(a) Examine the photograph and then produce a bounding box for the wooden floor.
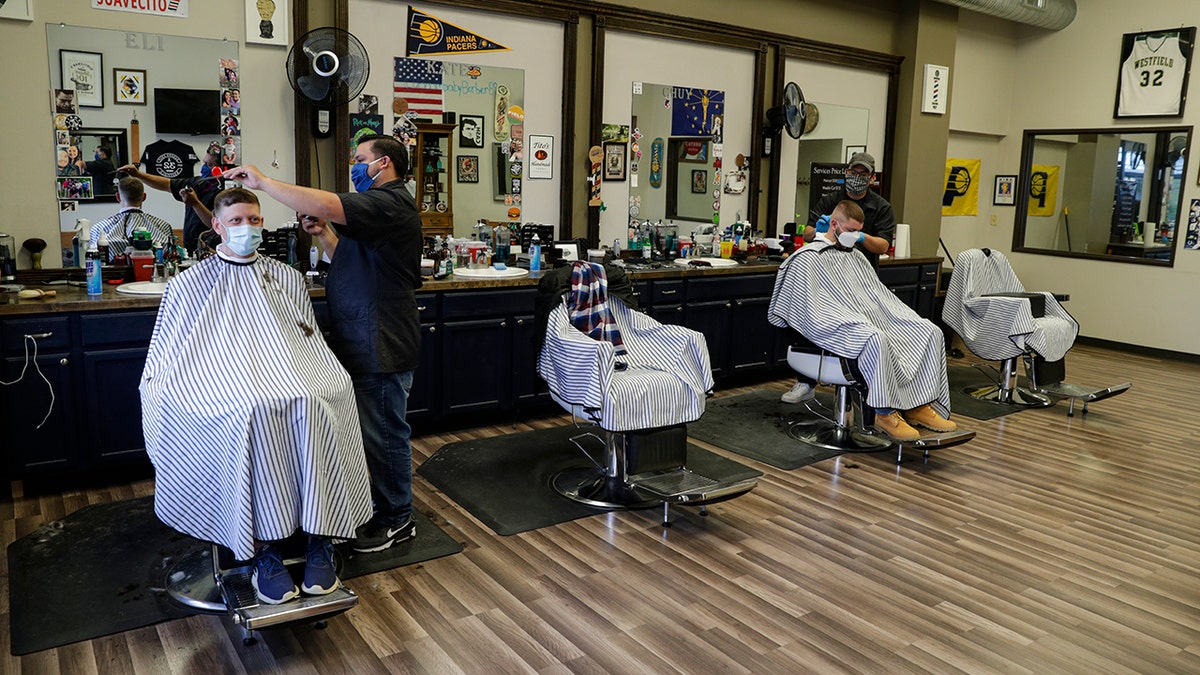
[2,341,1198,674]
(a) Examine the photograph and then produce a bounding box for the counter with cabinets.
[0,256,939,481]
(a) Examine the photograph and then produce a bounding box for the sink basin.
[116,281,169,295]
[674,257,739,268]
[452,266,530,279]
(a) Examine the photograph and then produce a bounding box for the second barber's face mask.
[351,156,385,193]
[844,175,870,195]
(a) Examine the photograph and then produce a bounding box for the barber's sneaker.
[874,411,922,442]
[252,545,299,604]
[352,517,416,553]
[904,404,959,432]
[781,381,815,403]
[302,537,340,595]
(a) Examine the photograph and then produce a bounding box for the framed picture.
[113,68,146,105]
[603,143,627,181]
[678,139,708,163]
[691,170,708,194]
[51,89,78,115]
[245,0,290,47]
[457,155,479,183]
[1114,27,1196,118]
[0,0,33,21]
[993,175,1017,205]
[60,50,103,108]
[845,145,867,163]
[459,115,485,148]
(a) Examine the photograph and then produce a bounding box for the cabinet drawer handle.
[725,302,732,308]
[517,318,524,325]
[500,320,507,327]
[60,358,68,366]
[660,289,677,295]
[417,305,428,311]
[429,326,436,333]
[26,332,53,339]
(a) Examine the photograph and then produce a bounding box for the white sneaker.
[781,381,814,403]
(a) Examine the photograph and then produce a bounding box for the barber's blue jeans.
[351,371,414,527]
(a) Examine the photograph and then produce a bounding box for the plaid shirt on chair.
[567,261,627,356]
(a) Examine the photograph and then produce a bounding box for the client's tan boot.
[904,404,958,432]
[874,411,921,441]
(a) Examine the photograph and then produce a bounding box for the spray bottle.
[529,233,542,271]
[85,245,103,295]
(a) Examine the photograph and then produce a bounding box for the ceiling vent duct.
[931,0,1076,31]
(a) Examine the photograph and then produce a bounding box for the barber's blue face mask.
[94,152,102,161]
[223,225,263,256]
[351,156,384,193]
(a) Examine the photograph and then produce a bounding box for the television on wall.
[153,88,221,135]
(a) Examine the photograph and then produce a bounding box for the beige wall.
[945,0,1200,354]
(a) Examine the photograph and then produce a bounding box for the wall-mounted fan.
[763,81,807,155]
[286,27,370,110]
[1166,134,1188,166]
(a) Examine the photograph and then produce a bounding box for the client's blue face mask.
[351,156,384,193]
[224,225,263,256]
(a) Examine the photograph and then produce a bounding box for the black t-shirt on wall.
[141,140,199,179]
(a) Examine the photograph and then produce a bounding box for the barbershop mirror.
[1014,127,1190,265]
[47,24,238,264]
[791,103,869,221]
[629,82,724,224]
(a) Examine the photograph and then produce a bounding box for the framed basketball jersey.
[1114,27,1196,118]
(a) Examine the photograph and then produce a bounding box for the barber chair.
[942,248,1130,414]
[538,277,756,525]
[164,534,357,645]
[785,338,974,464]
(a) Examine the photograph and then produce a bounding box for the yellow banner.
[941,158,980,216]
[1027,164,1059,217]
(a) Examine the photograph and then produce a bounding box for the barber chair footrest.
[631,469,757,503]
[901,429,975,450]
[220,570,358,631]
[1035,381,1131,403]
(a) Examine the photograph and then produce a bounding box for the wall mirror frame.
[59,128,130,200]
[1013,126,1191,267]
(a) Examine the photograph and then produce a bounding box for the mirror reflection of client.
[140,188,374,604]
[88,177,175,257]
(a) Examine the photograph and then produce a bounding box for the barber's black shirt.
[812,189,896,268]
[328,179,423,374]
[169,176,222,253]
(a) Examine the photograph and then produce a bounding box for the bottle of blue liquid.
[529,233,542,272]
[85,245,103,296]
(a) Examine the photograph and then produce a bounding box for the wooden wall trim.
[559,18,578,239]
[587,17,606,246]
[293,0,310,187]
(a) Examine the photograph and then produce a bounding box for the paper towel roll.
[894,223,911,258]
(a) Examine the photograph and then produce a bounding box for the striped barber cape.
[140,252,373,561]
[768,240,950,417]
[943,249,1078,362]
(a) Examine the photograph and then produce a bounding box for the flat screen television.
[154,88,221,135]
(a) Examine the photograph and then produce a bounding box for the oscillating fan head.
[782,82,806,140]
[286,27,370,108]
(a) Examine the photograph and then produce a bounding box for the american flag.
[394,57,443,115]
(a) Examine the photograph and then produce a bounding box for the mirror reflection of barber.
[803,151,895,268]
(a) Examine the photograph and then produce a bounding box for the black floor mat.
[8,497,462,655]
[417,425,762,536]
[947,364,1045,420]
[688,389,850,469]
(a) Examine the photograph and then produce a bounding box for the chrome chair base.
[786,421,894,454]
[964,383,1054,407]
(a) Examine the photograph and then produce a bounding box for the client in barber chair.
[768,200,957,441]
[140,188,373,604]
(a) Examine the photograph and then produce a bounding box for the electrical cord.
[0,335,56,428]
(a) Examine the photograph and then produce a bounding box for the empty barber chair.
[785,336,974,463]
[942,248,1130,414]
[538,262,756,524]
[164,534,357,645]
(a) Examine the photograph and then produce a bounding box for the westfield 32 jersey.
[1119,33,1186,116]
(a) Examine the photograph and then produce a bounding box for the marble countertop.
[0,255,939,316]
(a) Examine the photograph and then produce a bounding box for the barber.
[804,151,894,269]
[224,134,423,554]
[118,142,223,255]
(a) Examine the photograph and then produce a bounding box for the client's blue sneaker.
[302,537,340,595]
[252,545,299,604]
